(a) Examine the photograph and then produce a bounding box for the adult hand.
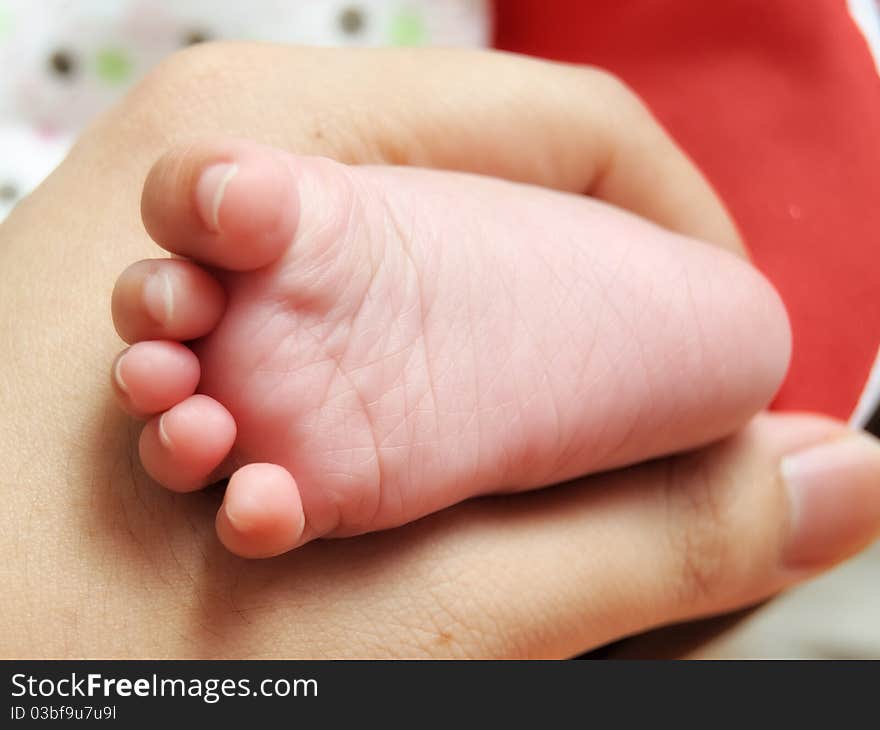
[1,46,877,657]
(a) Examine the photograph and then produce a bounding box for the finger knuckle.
[577,65,649,115]
[112,42,240,140]
[661,451,737,607]
[140,40,231,97]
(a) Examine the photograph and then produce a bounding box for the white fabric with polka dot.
[0,0,490,221]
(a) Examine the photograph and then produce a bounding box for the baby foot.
[111,139,790,557]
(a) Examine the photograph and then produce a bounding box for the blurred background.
[0,0,491,220]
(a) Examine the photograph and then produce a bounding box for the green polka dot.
[0,4,13,40]
[95,48,132,84]
[389,9,426,46]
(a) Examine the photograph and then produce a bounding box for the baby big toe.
[141,139,301,272]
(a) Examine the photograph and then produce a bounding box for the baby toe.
[215,463,306,558]
[141,139,300,271]
[139,394,236,492]
[112,341,200,417]
[112,258,226,344]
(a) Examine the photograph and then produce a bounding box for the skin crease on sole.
[110,138,792,558]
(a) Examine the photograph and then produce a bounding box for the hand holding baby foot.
[6,46,880,659]
[111,138,790,557]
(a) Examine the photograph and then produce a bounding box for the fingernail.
[113,351,129,394]
[143,271,174,324]
[782,433,880,569]
[196,163,238,232]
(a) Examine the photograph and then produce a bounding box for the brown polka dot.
[339,6,366,35]
[182,29,211,46]
[0,182,19,202]
[48,49,76,77]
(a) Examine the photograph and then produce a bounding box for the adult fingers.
[98,44,742,252]
[207,413,880,657]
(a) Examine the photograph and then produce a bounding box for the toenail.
[196,163,238,232]
[113,352,129,394]
[143,272,174,324]
[157,413,173,449]
[223,497,253,534]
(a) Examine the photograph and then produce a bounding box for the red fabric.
[494,0,880,420]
